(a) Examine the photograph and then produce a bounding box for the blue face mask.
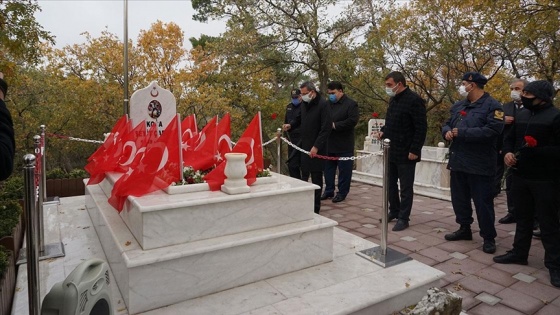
[291,98,301,106]
[328,94,337,103]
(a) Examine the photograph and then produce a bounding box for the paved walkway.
[320,181,560,315]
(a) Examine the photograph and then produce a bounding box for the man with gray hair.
[0,72,15,181]
[283,81,332,213]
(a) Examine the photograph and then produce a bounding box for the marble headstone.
[130,81,177,134]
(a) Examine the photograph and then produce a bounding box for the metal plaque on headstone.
[130,81,177,135]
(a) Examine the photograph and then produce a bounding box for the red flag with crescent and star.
[183,115,218,171]
[113,120,151,174]
[181,114,198,153]
[108,116,181,212]
[204,112,263,191]
[216,113,232,163]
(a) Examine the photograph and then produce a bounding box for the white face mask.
[458,84,470,98]
[385,83,398,97]
[510,90,521,101]
[301,92,313,103]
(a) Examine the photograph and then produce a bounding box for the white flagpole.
[123,0,129,116]
[177,114,183,182]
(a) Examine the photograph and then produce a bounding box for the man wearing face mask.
[497,78,528,224]
[379,71,427,231]
[493,80,560,288]
[321,81,359,203]
[283,81,332,213]
[284,89,304,179]
[442,72,504,254]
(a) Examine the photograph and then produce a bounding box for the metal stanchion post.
[356,138,411,267]
[23,154,41,315]
[34,135,45,253]
[276,128,282,174]
[40,125,47,200]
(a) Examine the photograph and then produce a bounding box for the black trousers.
[287,145,302,180]
[388,162,416,221]
[450,171,497,241]
[302,171,323,214]
[511,174,560,270]
[505,172,515,215]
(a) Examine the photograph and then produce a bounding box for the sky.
[34,0,227,49]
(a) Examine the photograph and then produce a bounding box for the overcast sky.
[35,0,227,49]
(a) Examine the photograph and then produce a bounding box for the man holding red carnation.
[442,72,504,254]
[494,80,560,288]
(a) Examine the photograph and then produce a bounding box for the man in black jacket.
[379,71,427,231]
[322,81,359,203]
[283,81,332,214]
[494,80,560,288]
[284,89,303,179]
[498,78,528,224]
[0,73,15,181]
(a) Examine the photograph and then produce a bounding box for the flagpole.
[123,0,129,116]
[177,114,184,182]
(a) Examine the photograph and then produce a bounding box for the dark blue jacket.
[442,93,504,176]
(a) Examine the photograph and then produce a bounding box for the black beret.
[462,72,488,86]
[524,80,554,102]
[0,78,7,97]
[291,89,301,97]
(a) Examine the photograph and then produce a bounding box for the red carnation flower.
[459,110,467,117]
[524,135,537,147]
[372,112,379,118]
[271,113,278,120]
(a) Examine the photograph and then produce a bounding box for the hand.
[0,72,3,79]
[444,131,454,141]
[408,153,418,160]
[505,116,514,124]
[452,128,459,137]
[309,146,318,158]
[282,124,291,131]
[332,122,336,129]
[377,131,383,140]
[504,152,517,167]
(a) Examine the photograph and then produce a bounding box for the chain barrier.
[45,130,381,160]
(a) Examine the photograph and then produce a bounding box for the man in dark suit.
[379,71,427,231]
[0,72,15,181]
[283,81,332,214]
[284,89,303,180]
[322,81,359,203]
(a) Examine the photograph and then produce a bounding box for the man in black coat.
[322,81,359,203]
[379,71,427,231]
[498,78,528,224]
[284,89,303,180]
[493,80,560,288]
[283,81,332,214]
[0,73,15,181]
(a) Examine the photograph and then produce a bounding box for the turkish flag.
[85,116,131,185]
[181,114,198,143]
[113,121,152,174]
[108,116,181,212]
[205,112,263,191]
[216,113,232,163]
[183,116,218,171]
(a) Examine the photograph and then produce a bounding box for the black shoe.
[320,192,334,200]
[533,221,540,230]
[332,194,345,203]
[388,212,399,222]
[483,240,496,254]
[533,229,541,239]
[498,213,516,224]
[550,269,560,287]
[444,226,472,241]
[493,250,528,265]
[392,219,409,231]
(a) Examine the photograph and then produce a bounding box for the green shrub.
[0,246,8,277]
[0,176,24,201]
[0,200,22,238]
[68,168,87,178]
[46,168,67,179]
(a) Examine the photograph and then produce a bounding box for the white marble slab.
[97,172,317,250]
[86,183,336,313]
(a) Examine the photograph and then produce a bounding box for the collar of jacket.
[464,92,490,108]
[393,86,410,100]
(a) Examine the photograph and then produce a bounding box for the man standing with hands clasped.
[442,72,504,254]
[493,80,560,288]
[379,71,427,231]
[283,81,332,214]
